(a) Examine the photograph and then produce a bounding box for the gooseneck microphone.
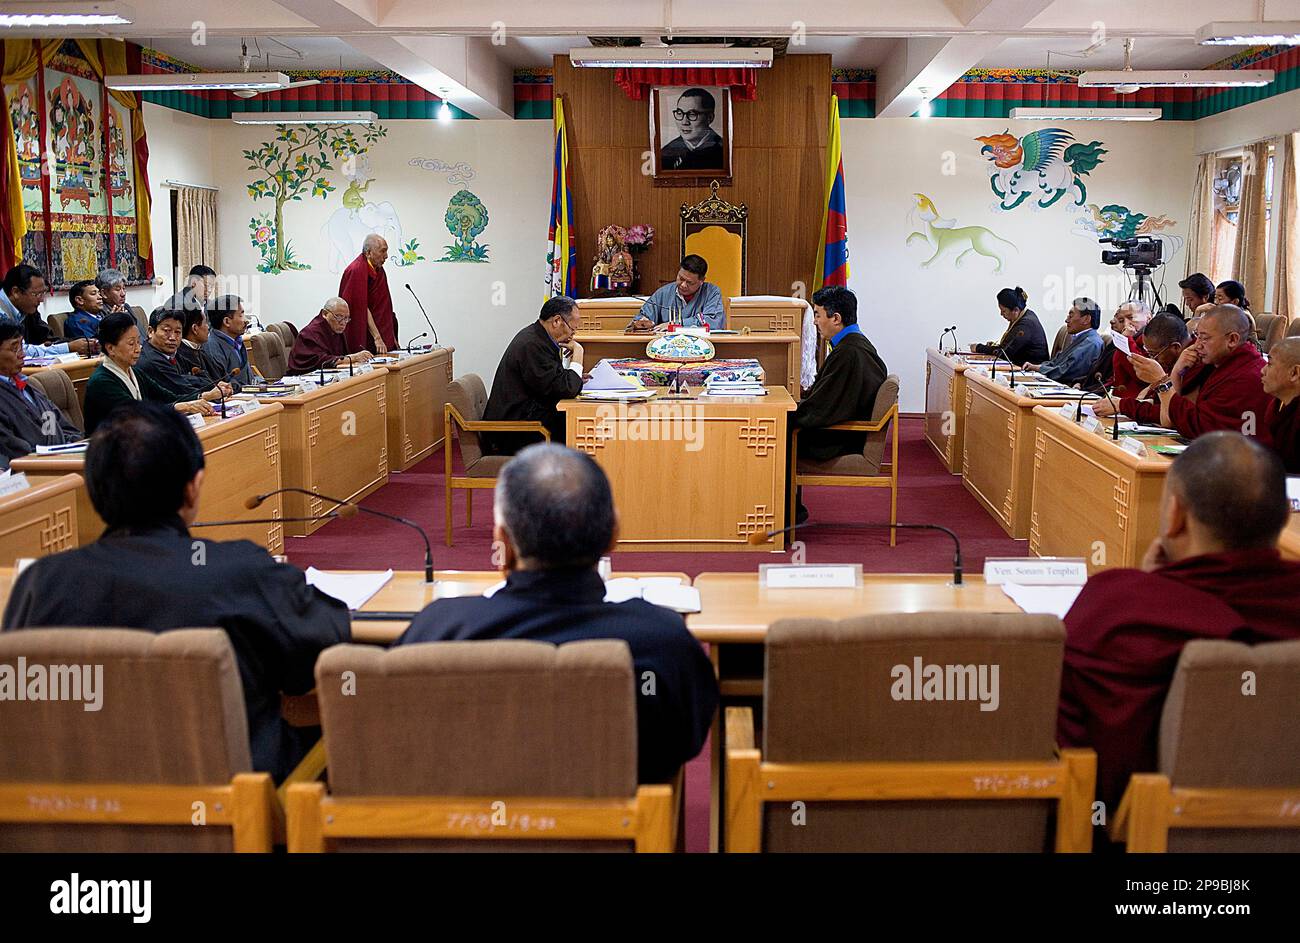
[191,506,359,529]
[748,521,964,585]
[399,332,429,352]
[405,284,439,346]
[939,325,958,354]
[1097,373,1121,441]
[248,487,435,584]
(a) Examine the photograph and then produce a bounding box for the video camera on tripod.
[1099,235,1163,269]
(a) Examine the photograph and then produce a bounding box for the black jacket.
[974,309,1050,366]
[483,320,583,454]
[2,519,350,782]
[138,341,214,398]
[176,340,226,386]
[396,567,718,784]
[794,330,889,461]
[0,376,82,463]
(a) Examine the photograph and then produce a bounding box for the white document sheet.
[306,568,394,610]
[1112,332,1132,356]
[1001,583,1085,620]
[583,359,639,392]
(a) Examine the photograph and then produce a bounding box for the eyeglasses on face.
[672,109,708,122]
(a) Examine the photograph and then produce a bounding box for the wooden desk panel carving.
[383,348,454,471]
[0,474,82,567]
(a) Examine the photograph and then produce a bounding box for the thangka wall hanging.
[1,38,154,286]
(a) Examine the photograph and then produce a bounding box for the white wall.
[840,117,1198,411]
[125,102,215,312]
[210,118,552,387]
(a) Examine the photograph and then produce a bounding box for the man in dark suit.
[396,443,718,784]
[137,306,233,400]
[2,401,350,782]
[482,296,585,453]
[0,322,82,467]
[176,306,226,385]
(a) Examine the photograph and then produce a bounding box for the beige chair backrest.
[268,321,297,348]
[0,628,252,851]
[130,305,149,339]
[1051,323,1069,357]
[45,312,68,340]
[248,331,288,382]
[447,373,489,466]
[1158,638,1300,852]
[862,373,899,473]
[1288,318,1300,338]
[316,638,637,850]
[26,368,84,432]
[1255,313,1286,353]
[762,612,1065,851]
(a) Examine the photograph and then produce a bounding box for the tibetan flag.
[545,97,578,299]
[813,94,849,291]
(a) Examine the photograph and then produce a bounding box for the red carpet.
[287,415,1023,852]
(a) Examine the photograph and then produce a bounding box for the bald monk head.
[1147,431,1290,568]
[1191,304,1252,368]
[362,233,388,267]
[320,296,350,333]
[1263,337,1300,408]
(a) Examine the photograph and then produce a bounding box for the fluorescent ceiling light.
[1010,107,1162,121]
[570,46,772,68]
[0,2,131,27]
[230,111,378,126]
[1079,69,1274,88]
[1196,21,1300,45]
[106,72,290,92]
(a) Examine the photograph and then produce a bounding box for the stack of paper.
[704,377,766,396]
[305,568,394,610]
[35,442,88,455]
[604,577,702,613]
[1000,584,1084,620]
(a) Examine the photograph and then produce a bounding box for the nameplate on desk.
[0,472,31,497]
[1081,416,1102,434]
[760,564,862,589]
[983,558,1088,586]
[187,413,206,429]
[1058,403,1078,420]
[54,353,81,363]
[1120,438,1148,458]
[994,375,1012,387]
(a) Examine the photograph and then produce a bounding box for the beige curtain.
[1233,141,1269,302]
[1273,133,1299,322]
[1185,154,1215,281]
[175,186,218,277]
[1211,210,1238,284]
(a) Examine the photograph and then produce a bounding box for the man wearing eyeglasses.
[0,264,93,359]
[661,88,724,171]
[1093,313,1189,424]
[286,297,373,375]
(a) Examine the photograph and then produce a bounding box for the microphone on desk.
[989,344,1015,387]
[938,325,957,354]
[191,506,359,530]
[398,332,429,352]
[405,284,439,346]
[1097,372,1121,441]
[748,521,964,586]
[247,487,435,584]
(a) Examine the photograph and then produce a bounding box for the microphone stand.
[1097,373,1121,442]
[191,513,349,528]
[250,486,435,584]
[750,521,964,585]
[405,284,440,346]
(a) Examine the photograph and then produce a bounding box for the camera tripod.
[1127,264,1165,312]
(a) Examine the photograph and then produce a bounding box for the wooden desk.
[725,298,805,334]
[0,474,81,566]
[381,347,453,471]
[574,332,802,398]
[23,356,101,410]
[257,370,388,536]
[962,370,1083,539]
[558,388,797,552]
[923,347,981,475]
[11,405,286,552]
[1028,407,1176,573]
[573,297,642,332]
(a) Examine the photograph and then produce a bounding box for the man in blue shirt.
[629,254,725,332]
[0,264,93,360]
[202,294,254,390]
[1025,297,1104,387]
[62,279,104,340]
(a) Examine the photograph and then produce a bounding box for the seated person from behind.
[287,297,372,375]
[1151,305,1273,444]
[203,294,255,390]
[1262,337,1300,473]
[83,311,215,435]
[1,401,350,782]
[1022,297,1103,387]
[482,296,584,454]
[0,264,93,359]
[971,286,1048,366]
[63,279,104,341]
[1092,313,1189,424]
[137,306,234,401]
[0,322,82,466]
[396,443,718,784]
[176,306,224,385]
[628,254,725,333]
[1057,432,1300,813]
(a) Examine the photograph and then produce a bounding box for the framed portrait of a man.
[650,85,732,184]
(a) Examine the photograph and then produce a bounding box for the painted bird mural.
[975,129,1107,212]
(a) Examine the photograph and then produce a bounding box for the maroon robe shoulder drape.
[337,253,397,353]
[287,313,348,375]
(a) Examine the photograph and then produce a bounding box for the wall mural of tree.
[242,123,387,273]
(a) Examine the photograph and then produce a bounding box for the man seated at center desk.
[628,254,725,333]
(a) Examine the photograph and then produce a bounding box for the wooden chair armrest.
[445,405,552,441]
[822,409,897,434]
[726,706,756,752]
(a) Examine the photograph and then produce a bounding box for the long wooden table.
[11,404,286,552]
[23,356,101,410]
[257,370,388,536]
[962,369,1084,539]
[0,474,81,566]
[381,347,453,472]
[574,332,802,398]
[924,347,977,475]
[558,387,797,552]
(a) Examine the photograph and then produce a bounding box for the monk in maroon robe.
[286,298,372,375]
[1093,313,1190,425]
[1263,337,1300,473]
[337,234,398,354]
[1058,432,1300,816]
